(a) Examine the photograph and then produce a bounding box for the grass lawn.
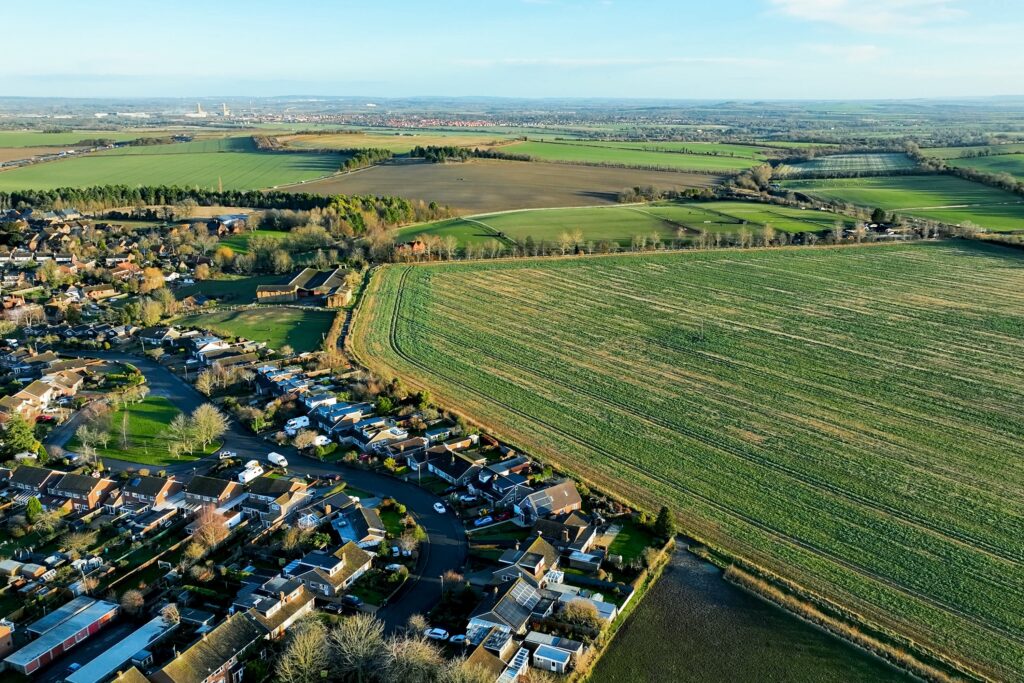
[66,396,208,467]
[379,507,407,537]
[177,307,336,352]
[606,517,658,563]
[176,274,289,304]
[782,174,1024,232]
[467,522,530,543]
[218,229,290,254]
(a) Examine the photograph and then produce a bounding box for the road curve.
[72,351,468,632]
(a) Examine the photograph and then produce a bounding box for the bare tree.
[329,613,388,681]
[278,618,330,683]
[192,505,229,549]
[293,429,318,451]
[191,404,228,449]
[120,589,145,616]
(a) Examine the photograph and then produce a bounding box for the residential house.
[492,535,561,585]
[294,491,355,530]
[185,476,242,508]
[470,472,534,510]
[233,576,315,640]
[383,437,428,464]
[139,326,180,347]
[468,578,550,636]
[290,542,372,599]
[533,511,598,554]
[428,451,485,487]
[337,506,386,549]
[8,465,62,494]
[515,481,582,522]
[241,477,310,528]
[149,611,269,683]
[48,473,116,511]
[123,475,183,511]
[83,284,117,301]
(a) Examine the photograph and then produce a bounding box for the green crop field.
[923,144,1024,159]
[397,201,854,247]
[778,153,918,176]
[279,129,517,153]
[0,130,148,148]
[178,306,336,352]
[783,175,1024,231]
[0,136,341,191]
[351,243,1024,680]
[944,154,1024,181]
[502,140,765,171]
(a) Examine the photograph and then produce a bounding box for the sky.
[3,0,1022,100]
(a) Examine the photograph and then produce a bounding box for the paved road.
[66,351,468,632]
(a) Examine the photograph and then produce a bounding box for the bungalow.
[383,436,428,464]
[428,451,485,487]
[492,534,561,585]
[290,542,372,599]
[302,392,336,411]
[468,577,549,636]
[138,326,180,347]
[533,511,598,554]
[470,472,534,510]
[516,481,582,522]
[184,475,242,508]
[234,576,315,640]
[149,611,269,683]
[423,423,456,444]
[82,284,117,301]
[337,506,386,548]
[294,491,355,530]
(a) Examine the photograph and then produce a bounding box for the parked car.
[473,516,493,527]
[448,634,467,645]
[218,450,236,460]
[458,494,479,504]
[424,628,449,641]
[267,452,289,468]
[433,502,446,514]
[66,663,82,675]
[494,510,512,521]
[322,603,342,614]
[384,563,403,572]
[401,548,412,557]
[391,546,400,557]
[313,435,332,447]
[342,594,363,608]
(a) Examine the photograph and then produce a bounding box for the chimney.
[561,528,570,543]
[324,504,331,516]
[279,591,286,603]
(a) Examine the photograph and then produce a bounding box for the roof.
[66,615,175,683]
[297,542,372,588]
[52,472,107,495]
[110,668,150,683]
[126,475,176,498]
[534,644,572,664]
[246,476,303,498]
[150,612,268,683]
[471,578,541,633]
[185,475,237,499]
[27,595,94,635]
[248,587,314,633]
[524,481,581,516]
[9,465,59,489]
[465,644,507,680]
[6,600,119,669]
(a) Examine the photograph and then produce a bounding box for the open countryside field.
[351,243,1024,680]
[278,129,518,153]
[0,136,341,191]
[944,154,1024,181]
[503,139,765,171]
[783,174,1024,231]
[923,143,1024,158]
[778,153,918,176]
[178,306,336,352]
[0,130,147,148]
[397,201,855,247]
[295,159,719,213]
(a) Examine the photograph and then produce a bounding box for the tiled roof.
[150,612,268,683]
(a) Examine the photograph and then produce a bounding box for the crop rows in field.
[501,139,767,172]
[783,174,1024,232]
[351,243,1024,679]
[778,153,918,176]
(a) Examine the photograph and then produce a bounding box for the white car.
[433,502,446,514]
[424,628,449,641]
[312,435,332,447]
[384,563,403,572]
[217,450,236,460]
[448,634,467,645]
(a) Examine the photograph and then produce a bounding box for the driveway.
[77,351,468,632]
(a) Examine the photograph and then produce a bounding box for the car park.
[424,628,450,641]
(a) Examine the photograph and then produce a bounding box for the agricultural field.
[351,243,1024,680]
[501,139,766,172]
[397,201,854,247]
[0,130,146,148]
[0,136,341,191]
[65,396,203,467]
[277,129,518,153]
[923,143,1024,159]
[943,154,1024,182]
[297,159,718,213]
[783,174,1024,231]
[178,306,336,352]
[777,153,918,176]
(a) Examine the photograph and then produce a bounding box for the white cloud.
[770,0,965,31]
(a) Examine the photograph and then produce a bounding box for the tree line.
[906,142,1024,197]
[409,145,530,163]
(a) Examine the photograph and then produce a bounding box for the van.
[238,464,264,484]
[285,416,310,435]
[268,452,288,468]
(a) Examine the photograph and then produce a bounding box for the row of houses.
[0,350,92,423]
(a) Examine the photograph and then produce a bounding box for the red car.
[494,510,512,522]
[35,414,55,423]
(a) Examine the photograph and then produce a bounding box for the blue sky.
[4,0,1021,99]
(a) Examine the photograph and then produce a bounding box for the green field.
[178,306,336,352]
[397,201,854,247]
[778,153,918,176]
[0,130,148,148]
[280,129,518,153]
[783,175,1024,231]
[351,243,1024,680]
[923,143,1024,159]
[0,136,341,191]
[176,274,289,304]
[503,140,767,172]
[944,154,1024,182]
[217,229,290,254]
[66,396,203,466]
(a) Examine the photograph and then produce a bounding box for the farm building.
[4,599,118,675]
[254,267,351,305]
[65,614,176,683]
